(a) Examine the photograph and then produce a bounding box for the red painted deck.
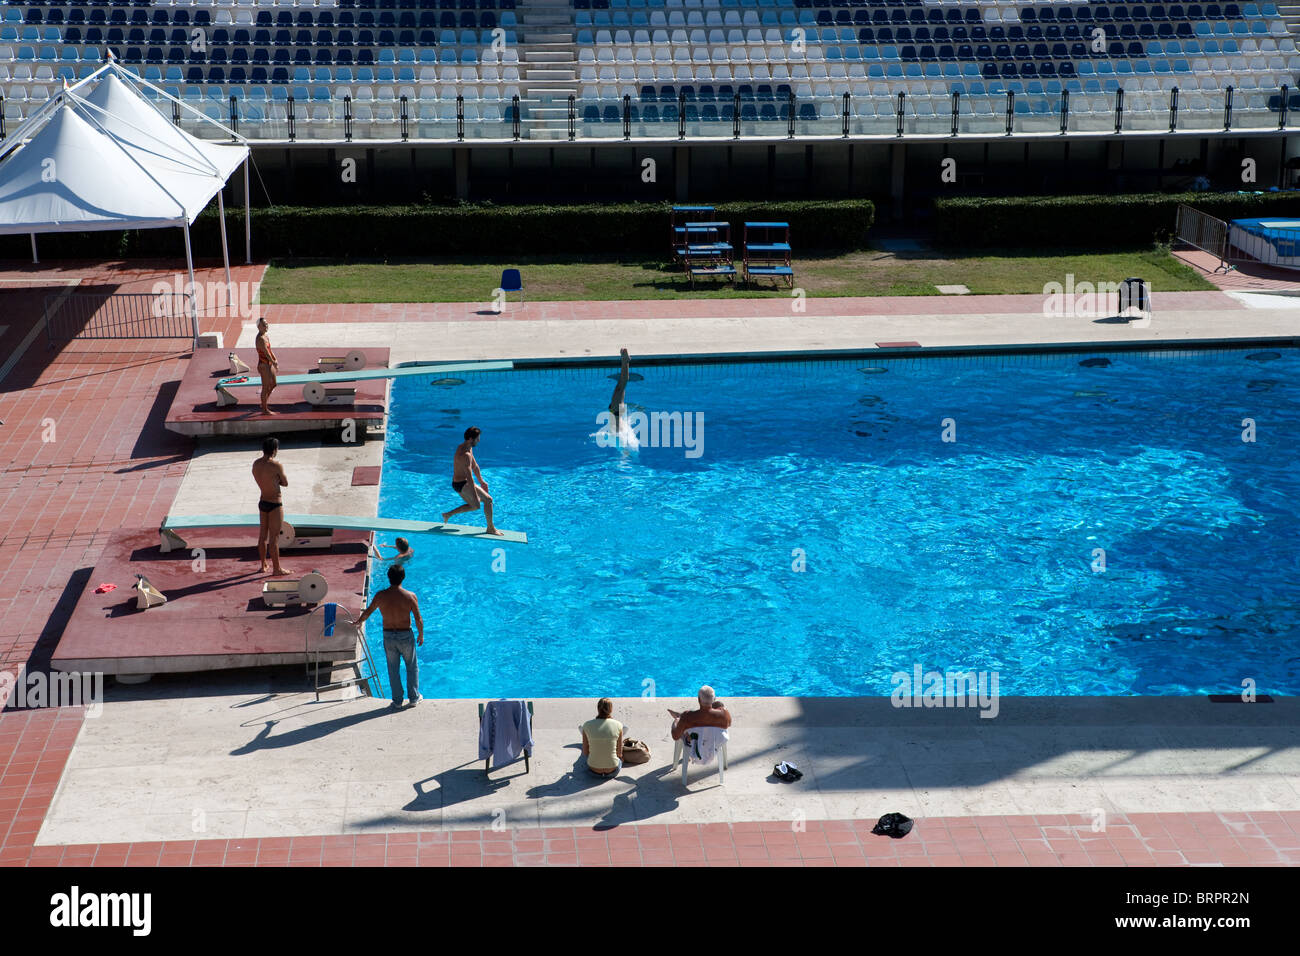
[164,347,390,437]
[51,528,371,676]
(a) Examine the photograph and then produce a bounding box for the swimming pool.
[365,347,1300,699]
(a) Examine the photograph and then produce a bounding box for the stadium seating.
[0,0,1296,138]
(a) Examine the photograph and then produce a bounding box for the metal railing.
[148,86,1298,144]
[45,292,196,348]
[1174,204,1231,272]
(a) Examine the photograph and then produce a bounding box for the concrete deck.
[36,683,1300,844]
[246,295,1300,366]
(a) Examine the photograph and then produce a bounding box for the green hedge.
[0,200,873,259]
[932,191,1300,249]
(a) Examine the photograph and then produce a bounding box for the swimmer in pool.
[609,348,631,430]
[440,426,503,535]
[370,536,415,564]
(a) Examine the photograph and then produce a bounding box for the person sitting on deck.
[370,536,414,564]
[668,685,732,742]
[581,697,625,778]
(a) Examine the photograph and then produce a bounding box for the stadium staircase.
[517,0,578,138]
[1281,2,1300,63]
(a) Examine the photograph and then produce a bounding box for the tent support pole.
[217,189,232,308]
[29,233,38,264]
[243,157,251,265]
[183,222,199,351]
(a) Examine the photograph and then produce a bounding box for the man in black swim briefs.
[252,436,291,576]
[441,426,504,536]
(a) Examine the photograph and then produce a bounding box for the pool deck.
[3,266,1299,867]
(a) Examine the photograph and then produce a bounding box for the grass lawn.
[259,245,1214,304]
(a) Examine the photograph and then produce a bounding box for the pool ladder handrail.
[305,602,380,702]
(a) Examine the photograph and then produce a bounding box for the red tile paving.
[1174,247,1300,293]
[0,259,1294,867]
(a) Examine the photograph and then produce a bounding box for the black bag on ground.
[871,812,914,839]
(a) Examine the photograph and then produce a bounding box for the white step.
[526,69,577,80]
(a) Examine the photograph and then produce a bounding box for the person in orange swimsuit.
[255,317,279,415]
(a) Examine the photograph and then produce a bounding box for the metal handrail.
[306,602,379,701]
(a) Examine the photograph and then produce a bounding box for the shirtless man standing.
[255,317,279,415]
[252,436,291,576]
[440,426,503,536]
[357,564,424,709]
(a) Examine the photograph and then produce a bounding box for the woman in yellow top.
[580,698,624,777]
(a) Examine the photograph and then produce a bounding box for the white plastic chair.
[672,724,729,785]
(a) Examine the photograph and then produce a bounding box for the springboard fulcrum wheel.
[297,571,328,605]
[277,520,297,549]
[344,349,366,371]
[303,380,326,404]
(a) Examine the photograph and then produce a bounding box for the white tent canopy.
[0,58,251,344]
[0,70,248,234]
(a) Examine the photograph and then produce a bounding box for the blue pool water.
[365,349,1300,698]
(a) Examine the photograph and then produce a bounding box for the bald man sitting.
[668,685,732,741]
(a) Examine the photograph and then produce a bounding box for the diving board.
[215,361,514,407]
[160,513,528,552]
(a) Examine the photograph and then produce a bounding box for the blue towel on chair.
[478,699,533,766]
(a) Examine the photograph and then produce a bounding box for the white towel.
[686,724,728,765]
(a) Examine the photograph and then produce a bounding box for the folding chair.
[478,699,535,773]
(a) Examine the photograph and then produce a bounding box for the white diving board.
[215,361,515,406]
[159,513,528,552]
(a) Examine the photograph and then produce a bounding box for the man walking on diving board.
[252,436,292,576]
[441,426,504,536]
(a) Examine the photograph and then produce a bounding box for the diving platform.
[164,347,392,438]
[215,361,514,407]
[161,513,529,551]
[51,528,373,679]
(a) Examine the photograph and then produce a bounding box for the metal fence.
[156,83,1292,144]
[1174,204,1231,271]
[45,292,197,348]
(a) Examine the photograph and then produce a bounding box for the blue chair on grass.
[499,268,524,304]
